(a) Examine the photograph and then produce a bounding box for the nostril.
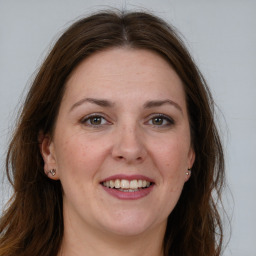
[116,155,143,161]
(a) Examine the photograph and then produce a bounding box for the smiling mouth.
[101,179,153,192]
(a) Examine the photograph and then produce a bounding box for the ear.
[39,132,59,180]
[188,146,195,169]
[185,147,195,182]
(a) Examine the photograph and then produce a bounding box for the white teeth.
[119,188,139,192]
[114,179,121,188]
[130,180,138,189]
[109,180,115,188]
[102,179,152,190]
[121,179,130,189]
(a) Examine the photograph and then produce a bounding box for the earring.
[186,168,191,176]
[48,169,56,176]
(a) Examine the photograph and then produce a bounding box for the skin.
[41,47,195,256]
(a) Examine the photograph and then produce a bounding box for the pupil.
[91,117,101,125]
[153,117,163,125]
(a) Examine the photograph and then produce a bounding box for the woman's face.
[41,48,195,237]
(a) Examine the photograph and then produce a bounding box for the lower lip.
[101,185,154,200]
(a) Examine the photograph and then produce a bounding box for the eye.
[81,114,110,127]
[147,114,174,127]
[151,117,165,125]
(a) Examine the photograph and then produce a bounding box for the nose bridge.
[112,119,146,163]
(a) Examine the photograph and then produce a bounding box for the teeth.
[109,180,115,188]
[114,179,121,188]
[102,179,152,190]
[121,179,130,189]
[130,180,138,189]
[119,188,140,192]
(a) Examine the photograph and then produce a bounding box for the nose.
[111,124,147,164]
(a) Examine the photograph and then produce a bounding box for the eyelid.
[145,113,175,126]
[80,112,112,126]
[79,112,174,127]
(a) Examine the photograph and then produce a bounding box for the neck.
[58,219,166,256]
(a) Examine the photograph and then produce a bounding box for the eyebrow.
[70,97,183,114]
[143,99,183,114]
[70,98,114,112]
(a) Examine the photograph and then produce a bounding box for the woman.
[0,10,225,256]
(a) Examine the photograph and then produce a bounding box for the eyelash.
[146,114,175,127]
[80,113,110,127]
[80,113,174,128]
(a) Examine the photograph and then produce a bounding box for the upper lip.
[100,174,155,183]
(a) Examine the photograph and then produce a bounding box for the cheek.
[53,131,111,185]
[53,138,99,208]
[155,139,189,170]
[53,134,92,181]
[152,138,189,187]
[150,141,188,221]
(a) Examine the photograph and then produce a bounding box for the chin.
[105,223,151,237]
[99,211,160,237]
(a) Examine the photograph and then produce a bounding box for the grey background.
[0,1,255,255]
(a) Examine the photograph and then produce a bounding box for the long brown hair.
[0,10,225,256]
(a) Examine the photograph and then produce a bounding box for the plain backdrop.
[0,1,255,255]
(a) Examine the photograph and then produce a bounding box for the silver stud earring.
[48,169,56,176]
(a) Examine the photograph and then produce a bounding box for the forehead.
[63,47,186,107]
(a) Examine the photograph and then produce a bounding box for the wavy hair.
[0,10,225,256]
